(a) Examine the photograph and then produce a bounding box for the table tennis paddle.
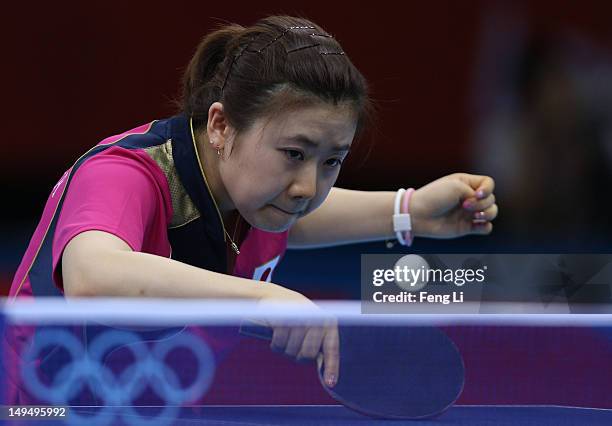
[239,320,465,419]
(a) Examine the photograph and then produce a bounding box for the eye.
[284,149,304,161]
[326,158,343,168]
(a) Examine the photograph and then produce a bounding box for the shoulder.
[75,145,168,189]
[64,145,173,224]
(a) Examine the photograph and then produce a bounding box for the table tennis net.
[1,299,611,425]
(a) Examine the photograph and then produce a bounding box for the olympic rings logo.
[21,328,216,426]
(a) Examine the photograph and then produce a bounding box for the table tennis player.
[7,15,497,397]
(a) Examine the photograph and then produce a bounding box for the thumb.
[452,178,477,203]
[455,173,495,199]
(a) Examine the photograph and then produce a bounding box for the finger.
[297,327,324,362]
[270,326,290,353]
[462,194,496,211]
[470,220,493,235]
[471,204,498,222]
[285,327,307,358]
[456,174,495,199]
[321,325,340,388]
[475,176,495,199]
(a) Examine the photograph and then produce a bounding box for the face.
[219,103,357,232]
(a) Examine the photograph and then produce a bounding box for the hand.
[258,287,340,387]
[409,173,498,238]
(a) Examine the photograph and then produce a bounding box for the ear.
[206,102,232,150]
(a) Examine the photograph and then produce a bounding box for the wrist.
[407,188,428,237]
[262,284,304,303]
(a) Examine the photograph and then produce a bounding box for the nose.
[288,163,318,202]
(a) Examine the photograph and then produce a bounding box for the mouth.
[271,205,303,216]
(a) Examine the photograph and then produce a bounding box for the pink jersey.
[5,115,290,405]
[10,116,288,298]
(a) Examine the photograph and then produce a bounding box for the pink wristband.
[402,188,415,246]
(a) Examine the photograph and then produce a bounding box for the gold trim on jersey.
[143,139,201,229]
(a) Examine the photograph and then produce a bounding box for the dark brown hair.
[181,15,374,144]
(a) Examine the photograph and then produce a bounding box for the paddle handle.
[239,319,273,341]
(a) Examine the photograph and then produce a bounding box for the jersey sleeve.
[52,146,172,290]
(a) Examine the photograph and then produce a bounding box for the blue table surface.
[8,405,612,426]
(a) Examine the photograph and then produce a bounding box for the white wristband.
[393,188,411,246]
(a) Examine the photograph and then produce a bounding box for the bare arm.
[288,174,498,248]
[62,230,340,384]
[62,230,291,299]
[287,188,397,248]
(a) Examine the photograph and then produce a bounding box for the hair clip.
[221,42,253,92]
[286,32,337,54]
[222,27,344,91]
[286,43,320,54]
[254,28,290,53]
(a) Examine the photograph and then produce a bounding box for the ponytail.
[182,24,243,126]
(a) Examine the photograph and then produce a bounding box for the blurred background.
[2,0,611,298]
